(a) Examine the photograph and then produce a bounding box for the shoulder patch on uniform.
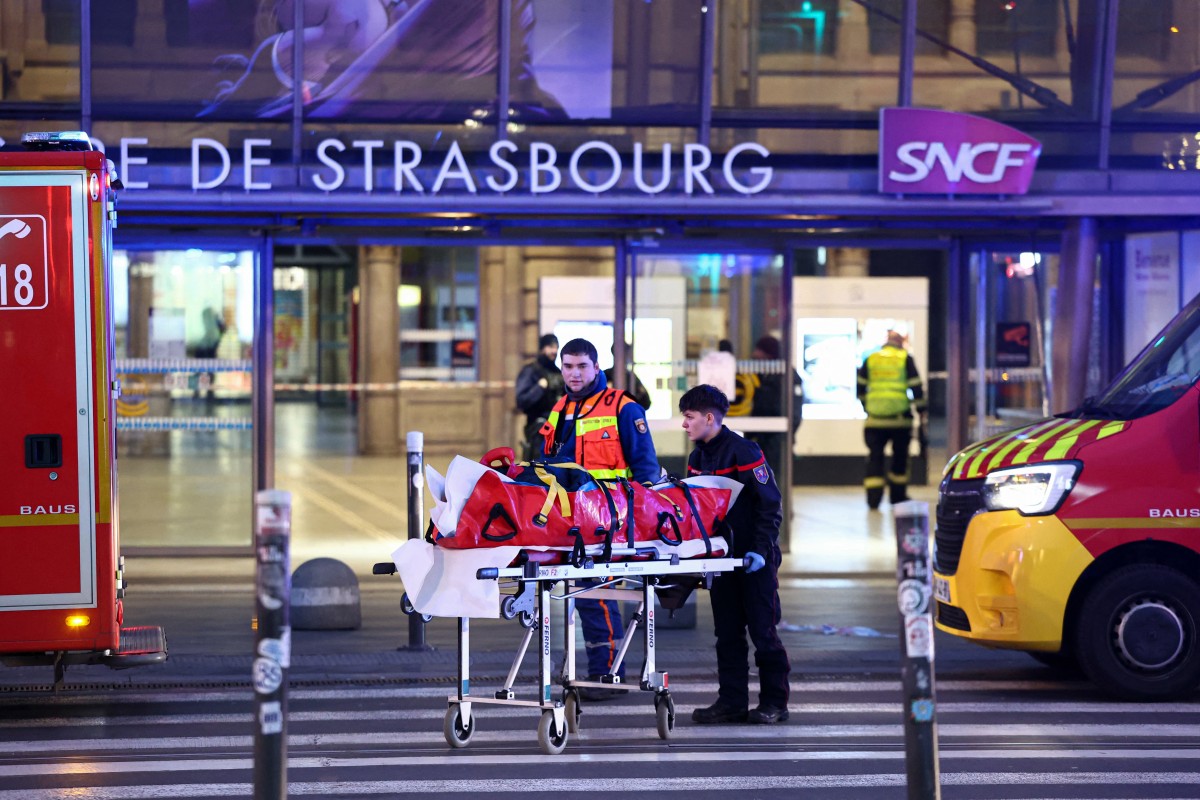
[753,464,770,484]
[635,418,648,434]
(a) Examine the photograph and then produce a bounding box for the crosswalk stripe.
[6,723,1200,754]
[2,700,1196,729]
[4,772,1200,799]
[4,748,1200,779]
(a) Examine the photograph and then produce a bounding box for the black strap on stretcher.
[480,503,520,542]
[670,477,714,557]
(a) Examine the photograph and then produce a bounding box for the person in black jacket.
[680,384,791,725]
[747,335,803,479]
[514,333,565,461]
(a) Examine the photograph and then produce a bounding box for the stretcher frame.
[432,551,745,755]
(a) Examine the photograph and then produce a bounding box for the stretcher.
[376,453,747,754]
[383,546,746,755]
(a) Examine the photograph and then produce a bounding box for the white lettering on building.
[888,142,1034,184]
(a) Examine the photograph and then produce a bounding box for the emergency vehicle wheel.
[563,691,581,733]
[1074,564,1200,701]
[443,704,475,748]
[537,710,568,755]
[654,693,675,740]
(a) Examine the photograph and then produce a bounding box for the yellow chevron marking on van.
[1095,421,1128,440]
[1064,517,1200,530]
[0,514,80,528]
[1043,420,1101,460]
[1011,420,1082,465]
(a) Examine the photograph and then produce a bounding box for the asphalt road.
[2,574,1199,798]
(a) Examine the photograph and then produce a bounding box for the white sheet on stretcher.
[393,535,730,619]
[425,456,743,537]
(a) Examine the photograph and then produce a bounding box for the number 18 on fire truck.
[0,131,167,687]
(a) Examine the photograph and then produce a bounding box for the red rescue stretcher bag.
[430,452,733,562]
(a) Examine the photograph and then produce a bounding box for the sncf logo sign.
[878,108,1041,195]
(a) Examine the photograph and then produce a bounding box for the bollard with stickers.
[894,500,941,799]
[253,490,291,800]
[402,431,432,651]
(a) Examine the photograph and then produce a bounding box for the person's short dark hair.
[538,333,559,349]
[718,339,733,353]
[560,337,598,365]
[754,335,781,360]
[679,384,730,419]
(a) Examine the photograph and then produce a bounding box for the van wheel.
[1073,564,1200,701]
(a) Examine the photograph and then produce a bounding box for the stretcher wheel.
[443,704,475,748]
[537,710,568,755]
[401,593,416,615]
[520,610,537,629]
[500,595,517,620]
[654,693,675,740]
[563,691,581,734]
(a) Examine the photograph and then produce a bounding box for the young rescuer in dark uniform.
[680,384,791,724]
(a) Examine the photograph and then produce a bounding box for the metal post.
[613,238,629,392]
[897,0,917,107]
[253,490,292,800]
[404,431,429,650]
[253,235,276,496]
[894,500,940,800]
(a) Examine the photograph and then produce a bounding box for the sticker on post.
[252,656,283,694]
[897,579,930,616]
[258,635,291,669]
[905,614,933,659]
[259,700,283,734]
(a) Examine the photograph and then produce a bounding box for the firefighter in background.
[540,337,660,700]
[720,338,758,417]
[857,329,926,510]
[514,333,564,461]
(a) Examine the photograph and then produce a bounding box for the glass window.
[975,1,1057,57]
[111,248,256,549]
[868,0,949,56]
[0,3,80,106]
[399,248,479,382]
[757,1,840,56]
[1111,1,1197,168]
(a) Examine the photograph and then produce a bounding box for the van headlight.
[982,462,1080,515]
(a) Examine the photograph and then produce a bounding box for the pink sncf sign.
[878,108,1042,195]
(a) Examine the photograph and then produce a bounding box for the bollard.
[402,431,431,651]
[894,500,941,800]
[253,490,291,800]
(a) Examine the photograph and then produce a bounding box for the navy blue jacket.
[687,425,783,558]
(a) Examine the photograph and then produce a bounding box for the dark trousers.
[577,596,626,678]
[708,550,791,709]
[864,426,912,505]
[521,417,547,462]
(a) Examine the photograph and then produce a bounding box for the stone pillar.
[949,0,976,54]
[837,0,870,62]
[1051,218,1098,415]
[356,245,400,455]
[829,247,870,277]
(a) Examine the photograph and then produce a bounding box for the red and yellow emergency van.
[0,131,165,686]
[934,292,1200,700]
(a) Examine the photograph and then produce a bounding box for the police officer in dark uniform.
[680,384,791,725]
[515,333,564,461]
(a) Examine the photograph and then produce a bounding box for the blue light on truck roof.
[20,131,93,151]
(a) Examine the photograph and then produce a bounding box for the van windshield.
[1068,299,1200,420]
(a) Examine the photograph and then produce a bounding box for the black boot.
[691,700,748,724]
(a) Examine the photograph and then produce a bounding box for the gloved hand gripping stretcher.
[378,448,749,755]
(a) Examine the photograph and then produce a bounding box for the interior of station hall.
[4,1,1200,556]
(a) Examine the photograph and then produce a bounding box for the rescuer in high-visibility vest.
[857,329,926,510]
[539,337,660,699]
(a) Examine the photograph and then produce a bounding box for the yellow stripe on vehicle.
[1064,517,1200,531]
[1095,421,1128,440]
[0,514,81,528]
[1011,420,1083,466]
[1043,420,1101,460]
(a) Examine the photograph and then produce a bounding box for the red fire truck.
[934,291,1200,700]
[0,131,166,686]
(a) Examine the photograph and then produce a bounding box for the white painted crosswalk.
[1,677,1198,799]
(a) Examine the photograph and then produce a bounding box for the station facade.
[3,0,1199,551]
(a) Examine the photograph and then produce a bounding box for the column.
[829,247,870,277]
[836,0,870,62]
[356,245,400,455]
[949,0,977,55]
[1050,218,1098,414]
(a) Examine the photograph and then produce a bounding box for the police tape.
[115,417,254,431]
